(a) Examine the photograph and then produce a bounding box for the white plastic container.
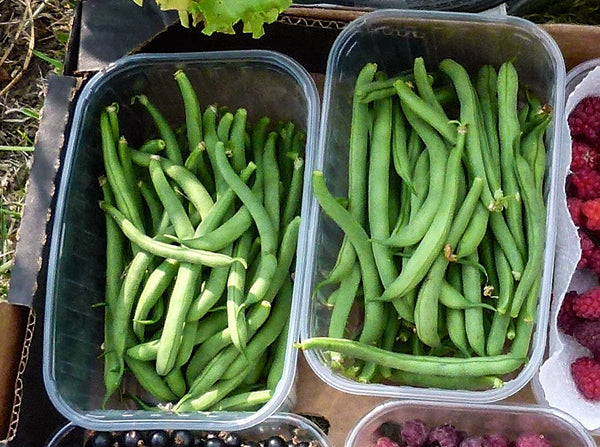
[299,8,566,403]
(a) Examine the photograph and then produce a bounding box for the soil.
[0,0,74,299]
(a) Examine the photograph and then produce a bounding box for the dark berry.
[223,433,242,447]
[85,432,114,447]
[263,436,286,447]
[427,423,461,447]
[148,431,172,447]
[205,438,226,447]
[193,434,206,447]
[172,431,194,447]
[400,419,428,447]
[123,431,145,447]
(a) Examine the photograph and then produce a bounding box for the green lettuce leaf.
[144,0,292,38]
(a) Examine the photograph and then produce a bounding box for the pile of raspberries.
[562,95,600,401]
[372,419,553,447]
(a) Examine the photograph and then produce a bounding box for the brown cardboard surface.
[543,24,600,72]
[0,302,28,442]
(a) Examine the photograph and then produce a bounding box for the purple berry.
[401,419,428,447]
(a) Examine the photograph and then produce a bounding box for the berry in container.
[43,50,320,431]
[345,400,596,447]
[44,413,332,447]
[534,58,600,433]
[297,8,566,402]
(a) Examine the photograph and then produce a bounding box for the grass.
[0,0,74,302]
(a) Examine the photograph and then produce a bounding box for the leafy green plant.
[132,0,292,38]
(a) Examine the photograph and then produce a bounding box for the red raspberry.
[587,246,600,278]
[568,197,586,227]
[514,433,552,447]
[375,437,400,447]
[573,319,600,358]
[577,230,595,270]
[401,419,428,447]
[582,199,600,231]
[571,138,600,172]
[558,291,584,336]
[573,287,600,319]
[483,434,510,447]
[569,96,600,146]
[567,168,600,200]
[571,356,600,400]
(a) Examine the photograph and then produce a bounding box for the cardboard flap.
[7,75,80,309]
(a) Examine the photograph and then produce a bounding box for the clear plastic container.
[299,9,566,402]
[43,50,320,431]
[345,400,597,447]
[45,413,332,447]
[292,0,505,13]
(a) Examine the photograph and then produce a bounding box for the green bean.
[217,111,234,143]
[439,281,496,311]
[179,207,253,251]
[475,65,500,171]
[117,137,141,212]
[177,369,251,412]
[149,156,195,239]
[100,178,126,406]
[182,288,289,406]
[328,264,361,339]
[278,121,295,190]
[125,355,177,402]
[227,230,254,354]
[251,116,270,202]
[390,100,414,193]
[126,338,160,362]
[319,64,377,293]
[378,125,465,302]
[106,102,120,143]
[486,251,513,355]
[461,253,487,357]
[185,300,272,384]
[369,93,398,289]
[510,277,540,358]
[295,337,526,377]
[413,57,446,116]
[185,246,233,322]
[133,94,183,165]
[192,309,228,343]
[132,258,179,340]
[281,154,304,230]
[139,138,166,154]
[229,108,248,173]
[101,110,145,232]
[129,150,214,220]
[263,216,300,304]
[263,131,281,238]
[510,154,546,319]
[389,369,503,390]
[393,78,457,145]
[311,170,384,345]
[356,73,412,101]
[208,389,273,411]
[100,202,244,268]
[386,103,449,248]
[165,367,187,398]
[156,262,202,376]
[445,308,470,357]
[497,61,526,258]
[521,113,551,191]
[266,315,290,390]
[455,202,489,259]
[379,305,402,379]
[138,180,165,236]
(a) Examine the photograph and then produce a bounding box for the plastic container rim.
[344,399,597,447]
[43,49,320,432]
[300,7,566,403]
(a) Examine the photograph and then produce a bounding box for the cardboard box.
[5,3,600,446]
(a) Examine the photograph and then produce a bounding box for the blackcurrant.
[172,430,194,447]
[263,436,286,447]
[148,430,172,447]
[85,432,114,447]
[223,433,242,447]
[123,430,145,447]
[205,437,225,447]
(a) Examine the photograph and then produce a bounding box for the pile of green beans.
[296,58,552,390]
[98,69,305,412]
